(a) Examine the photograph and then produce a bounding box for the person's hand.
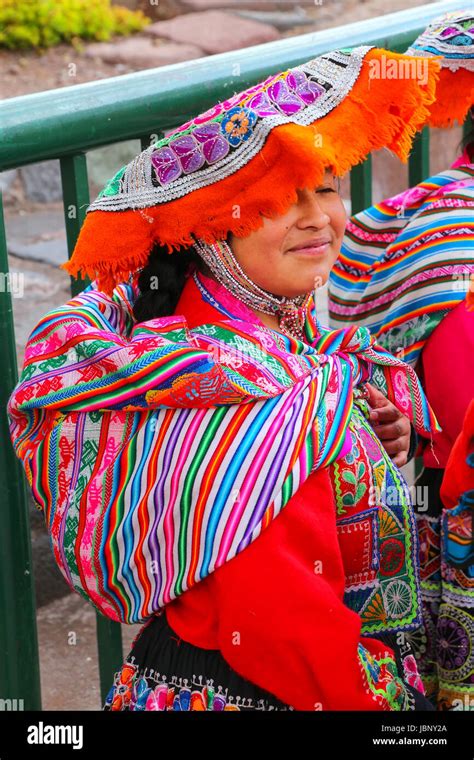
[366,383,411,467]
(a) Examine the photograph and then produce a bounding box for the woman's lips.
[287,242,331,256]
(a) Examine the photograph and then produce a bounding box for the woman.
[328,12,474,709]
[438,395,474,712]
[7,46,440,711]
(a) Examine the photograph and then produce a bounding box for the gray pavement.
[37,593,141,710]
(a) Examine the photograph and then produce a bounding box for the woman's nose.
[296,189,331,228]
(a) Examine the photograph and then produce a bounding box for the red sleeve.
[420,301,474,467]
[201,468,405,710]
[441,398,474,510]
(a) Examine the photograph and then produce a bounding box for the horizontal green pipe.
[0,0,461,171]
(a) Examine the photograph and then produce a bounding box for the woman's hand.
[366,383,411,467]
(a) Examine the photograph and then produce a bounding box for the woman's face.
[229,170,346,298]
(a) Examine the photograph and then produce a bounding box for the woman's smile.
[286,238,332,257]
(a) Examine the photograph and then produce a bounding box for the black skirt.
[103,612,435,712]
[103,611,291,711]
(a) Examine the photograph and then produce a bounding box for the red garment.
[441,398,474,510]
[164,273,398,711]
[420,300,474,468]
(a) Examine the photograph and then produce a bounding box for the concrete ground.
[37,593,141,710]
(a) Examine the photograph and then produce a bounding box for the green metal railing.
[0,0,466,710]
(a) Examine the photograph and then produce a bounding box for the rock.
[17,268,64,299]
[6,208,68,267]
[87,140,142,197]
[19,160,63,203]
[84,38,205,68]
[234,8,313,31]
[138,0,184,20]
[144,10,280,55]
[0,169,18,193]
[8,238,68,268]
[180,0,300,10]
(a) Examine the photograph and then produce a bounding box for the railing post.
[60,154,123,706]
[350,156,372,215]
[60,154,92,297]
[0,191,42,710]
[409,127,430,188]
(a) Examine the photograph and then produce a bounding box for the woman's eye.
[316,186,336,193]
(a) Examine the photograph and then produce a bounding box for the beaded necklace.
[193,238,313,341]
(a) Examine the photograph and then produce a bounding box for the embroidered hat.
[61,45,439,295]
[405,10,474,128]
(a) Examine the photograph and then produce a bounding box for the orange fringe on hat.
[426,66,474,128]
[61,48,440,296]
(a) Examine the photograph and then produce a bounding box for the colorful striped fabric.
[329,161,474,366]
[7,273,438,624]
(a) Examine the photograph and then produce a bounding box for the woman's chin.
[290,270,329,295]
[260,267,330,299]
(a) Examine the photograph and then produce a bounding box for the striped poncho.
[7,274,438,624]
[329,158,474,366]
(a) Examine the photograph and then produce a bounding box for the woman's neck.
[196,265,277,329]
[252,310,280,330]
[195,266,291,332]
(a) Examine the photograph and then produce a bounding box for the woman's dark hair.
[461,126,474,161]
[132,242,205,323]
[459,108,474,160]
